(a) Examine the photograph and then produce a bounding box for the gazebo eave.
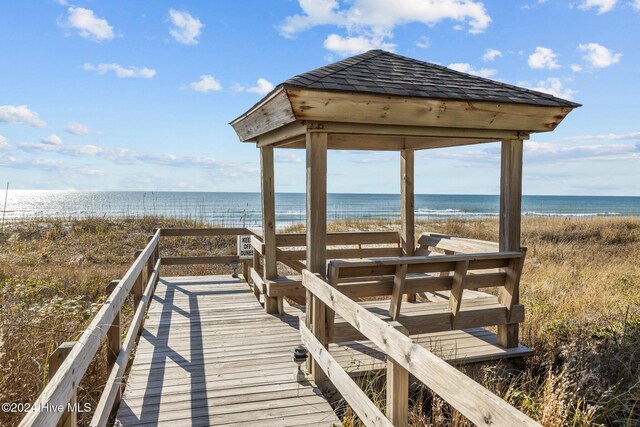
[230,86,574,147]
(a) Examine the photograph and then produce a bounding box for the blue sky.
[1,0,638,195]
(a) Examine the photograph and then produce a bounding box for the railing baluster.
[133,250,144,307]
[105,279,122,412]
[48,342,77,427]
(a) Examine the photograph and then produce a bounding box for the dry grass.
[1,216,639,426]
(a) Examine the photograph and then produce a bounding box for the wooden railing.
[20,229,161,427]
[301,270,540,427]
[249,231,402,312]
[21,227,255,427]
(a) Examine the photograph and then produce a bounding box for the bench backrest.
[328,251,526,321]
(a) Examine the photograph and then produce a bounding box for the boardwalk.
[115,275,340,426]
[114,274,531,426]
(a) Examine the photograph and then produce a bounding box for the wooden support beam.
[499,252,526,320]
[386,322,409,426]
[260,146,280,314]
[48,342,77,427]
[448,260,469,328]
[306,131,328,384]
[133,250,143,308]
[498,139,523,348]
[389,264,408,320]
[105,281,121,371]
[401,149,417,303]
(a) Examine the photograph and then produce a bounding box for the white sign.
[237,235,254,259]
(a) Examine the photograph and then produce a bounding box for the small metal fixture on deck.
[292,345,308,381]
[229,260,239,278]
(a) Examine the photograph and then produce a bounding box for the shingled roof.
[282,50,580,108]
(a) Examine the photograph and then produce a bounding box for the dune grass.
[1,216,639,426]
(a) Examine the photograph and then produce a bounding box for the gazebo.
[231,50,579,351]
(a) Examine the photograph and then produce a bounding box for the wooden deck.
[115,275,531,426]
[115,275,340,426]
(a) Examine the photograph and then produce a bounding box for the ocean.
[3,191,639,227]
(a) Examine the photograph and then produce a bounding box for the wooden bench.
[324,250,526,343]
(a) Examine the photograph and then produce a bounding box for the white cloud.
[528,47,560,69]
[578,0,617,14]
[65,122,100,135]
[447,62,496,78]
[415,36,430,49]
[276,152,303,163]
[0,105,46,128]
[561,131,640,142]
[280,0,491,54]
[482,48,502,62]
[83,63,156,78]
[20,142,103,156]
[324,34,396,55]
[578,42,622,68]
[168,9,204,45]
[234,78,275,96]
[41,134,63,145]
[189,75,222,93]
[634,0,640,10]
[570,64,583,72]
[525,140,638,161]
[523,77,577,100]
[0,135,10,151]
[63,7,114,41]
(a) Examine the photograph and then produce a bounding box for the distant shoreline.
[3,191,640,227]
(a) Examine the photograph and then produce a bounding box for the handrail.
[301,270,540,426]
[90,258,160,427]
[20,229,161,427]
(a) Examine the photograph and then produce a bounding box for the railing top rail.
[301,270,540,427]
[20,229,161,427]
[329,251,525,268]
[160,227,257,237]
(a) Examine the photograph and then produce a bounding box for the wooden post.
[48,342,77,427]
[133,250,143,308]
[242,260,250,282]
[386,322,409,426]
[146,235,154,280]
[260,146,279,314]
[400,149,416,303]
[105,279,122,409]
[498,139,523,348]
[306,131,328,384]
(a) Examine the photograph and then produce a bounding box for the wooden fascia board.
[285,87,573,133]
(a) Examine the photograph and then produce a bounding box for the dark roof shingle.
[282,50,580,108]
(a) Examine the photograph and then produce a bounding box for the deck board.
[116,275,531,426]
[115,275,340,426]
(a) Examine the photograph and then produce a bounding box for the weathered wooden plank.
[230,88,297,141]
[498,139,524,348]
[90,259,161,427]
[159,228,255,237]
[115,275,339,426]
[288,88,570,132]
[261,145,279,314]
[302,271,540,427]
[20,230,160,427]
[306,131,328,382]
[418,232,499,254]
[160,256,240,266]
[300,323,392,427]
[276,231,400,247]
